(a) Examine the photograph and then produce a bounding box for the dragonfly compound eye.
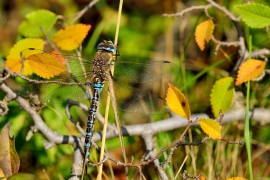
[97,40,116,53]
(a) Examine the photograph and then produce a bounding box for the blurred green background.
[1,0,270,179]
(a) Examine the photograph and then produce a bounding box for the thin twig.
[162,5,212,18]
[65,99,85,135]
[6,67,88,86]
[142,134,167,179]
[70,0,100,25]
[206,0,241,21]
[244,48,270,59]
[40,27,59,52]
[220,138,244,145]
[137,119,198,167]
[0,69,10,81]
[211,35,240,54]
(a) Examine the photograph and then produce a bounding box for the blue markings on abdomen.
[85,132,92,136]
[94,82,105,94]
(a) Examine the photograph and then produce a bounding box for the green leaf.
[210,77,235,118]
[18,9,58,37]
[8,173,36,180]
[235,3,270,28]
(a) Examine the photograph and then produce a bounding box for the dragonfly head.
[97,40,116,53]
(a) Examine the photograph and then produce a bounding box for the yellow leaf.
[50,50,66,65]
[0,168,5,178]
[235,59,266,85]
[166,83,191,121]
[199,118,222,140]
[53,24,91,51]
[226,177,246,180]
[5,38,44,75]
[195,19,215,51]
[200,175,206,180]
[26,52,68,79]
[0,122,20,176]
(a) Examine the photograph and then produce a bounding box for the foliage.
[235,59,266,85]
[235,3,270,28]
[18,9,58,37]
[226,177,246,180]
[199,118,222,140]
[5,38,44,75]
[53,24,91,51]
[166,84,222,139]
[0,122,19,178]
[195,19,215,51]
[0,0,270,180]
[166,83,191,121]
[210,77,235,118]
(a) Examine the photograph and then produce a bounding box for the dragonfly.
[17,40,174,171]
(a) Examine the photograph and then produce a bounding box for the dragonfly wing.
[113,61,174,83]
[39,84,91,103]
[109,60,173,114]
[109,80,168,114]
[17,83,91,104]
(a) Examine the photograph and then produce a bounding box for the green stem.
[245,35,253,180]
[245,81,253,179]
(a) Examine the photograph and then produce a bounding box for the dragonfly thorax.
[91,50,114,80]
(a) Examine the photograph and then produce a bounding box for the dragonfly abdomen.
[83,78,105,163]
